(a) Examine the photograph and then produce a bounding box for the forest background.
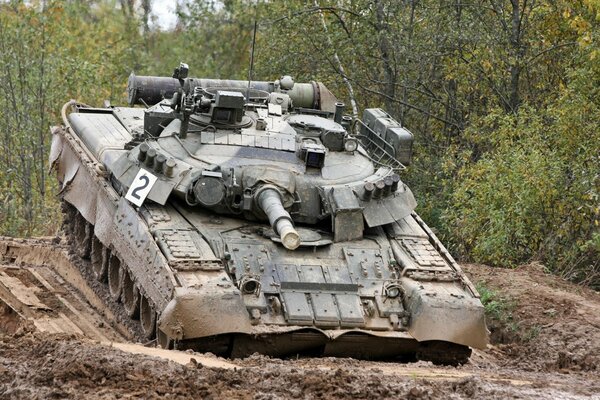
[0,0,598,288]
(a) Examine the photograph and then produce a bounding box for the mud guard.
[159,280,253,340]
[402,278,488,349]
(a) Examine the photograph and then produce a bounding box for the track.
[59,201,160,343]
[0,236,234,367]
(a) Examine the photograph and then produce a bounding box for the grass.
[476,282,513,322]
[476,282,545,343]
[524,325,542,341]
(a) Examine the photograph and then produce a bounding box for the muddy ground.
[1,239,599,399]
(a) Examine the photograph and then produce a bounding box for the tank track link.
[61,201,156,343]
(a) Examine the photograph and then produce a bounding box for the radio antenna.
[246,20,258,103]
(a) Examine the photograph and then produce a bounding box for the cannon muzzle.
[257,188,300,250]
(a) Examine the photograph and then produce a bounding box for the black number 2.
[131,175,150,200]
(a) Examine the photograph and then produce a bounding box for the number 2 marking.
[130,175,150,200]
[125,169,158,207]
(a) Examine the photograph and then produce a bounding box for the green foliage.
[524,325,542,341]
[0,1,65,235]
[445,108,563,266]
[476,283,513,323]
[476,282,541,341]
[0,0,146,235]
[442,29,600,285]
[148,0,255,79]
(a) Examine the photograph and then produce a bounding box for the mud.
[463,262,600,373]
[1,239,600,399]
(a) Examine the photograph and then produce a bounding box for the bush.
[444,83,600,287]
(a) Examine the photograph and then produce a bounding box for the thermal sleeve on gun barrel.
[257,189,300,250]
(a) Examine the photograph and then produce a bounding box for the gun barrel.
[257,189,300,250]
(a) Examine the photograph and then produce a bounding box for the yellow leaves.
[50,4,64,21]
[570,15,591,33]
[482,59,493,72]
[583,0,600,13]
[578,32,593,47]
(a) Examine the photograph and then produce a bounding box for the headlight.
[384,283,403,299]
[344,137,358,152]
[240,276,261,295]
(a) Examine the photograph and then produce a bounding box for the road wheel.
[107,253,122,302]
[140,295,156,340]
[90,237,107,281]
[74,214,92,259]
[122,268,140,319]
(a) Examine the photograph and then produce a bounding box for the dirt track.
[1,238,599,399]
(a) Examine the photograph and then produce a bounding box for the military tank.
[50,63,487,364]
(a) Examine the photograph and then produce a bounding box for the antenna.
[246,20,258,103]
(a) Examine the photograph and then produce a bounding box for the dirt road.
[1,238,599,399]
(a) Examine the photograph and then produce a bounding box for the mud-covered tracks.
[63,202,157,341]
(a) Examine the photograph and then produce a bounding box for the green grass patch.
[477,282,545,343]
[477,283,513,322]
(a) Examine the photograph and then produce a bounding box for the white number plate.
[125,169,158,207]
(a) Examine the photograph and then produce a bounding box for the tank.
[49,63,488,364]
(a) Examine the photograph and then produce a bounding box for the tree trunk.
[508,0,522,113]
[141,0,151,50]
[314,0,358,117]
[375,0,396,114]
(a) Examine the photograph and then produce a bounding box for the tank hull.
[50,112,487,364]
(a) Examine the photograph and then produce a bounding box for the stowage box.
[362,108,414,166]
